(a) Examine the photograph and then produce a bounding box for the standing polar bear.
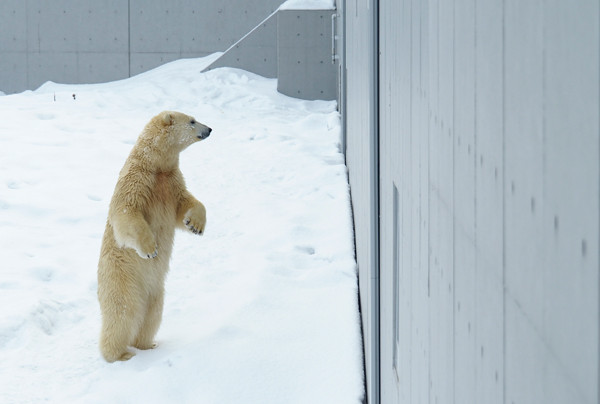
[97,111,211,362]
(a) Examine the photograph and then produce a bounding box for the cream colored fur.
[97,111,211,362]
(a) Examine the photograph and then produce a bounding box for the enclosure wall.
[345,0,600,403]
[0,0,283,94]
[344,0,379,402]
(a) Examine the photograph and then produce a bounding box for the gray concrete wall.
[204,8,337,101]
[344,0,600,403]
[0,0,284,94]
[0,0,129,93]
[277,9,336,100]
[202,10,279,78]
[343,0,379,402]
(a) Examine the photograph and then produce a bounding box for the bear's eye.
[190,119,196,125]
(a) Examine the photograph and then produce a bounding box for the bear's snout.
[198,127,212,140]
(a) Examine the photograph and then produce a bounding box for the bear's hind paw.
[103,350,135,362]
[134,342,158,350]
[118,351,136,361]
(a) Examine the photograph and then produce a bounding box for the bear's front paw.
[135,246,158,259]
[136,233,158,259]
[184,206,206,236]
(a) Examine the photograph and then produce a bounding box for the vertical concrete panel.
[503,1,546,403]
[77,5,129,53]
[453,1,477,403]
[28,3,78,53]
[335,0,347,146]
[426,1,452,402]
[408,0,429,400]
[379,0,404,400]
[474,1,504,403]
[129,0,211,73]
[0,2,27,52]
[430,0,456,402]
[0,53,27,94]
[413,1,430,403]
[344,0,378,402]
[542,2,599,403]
[0,2,28,93]
[130,1,187,54]
[277,10,337,100]
[73,4,130,84]
[398,0,414,402]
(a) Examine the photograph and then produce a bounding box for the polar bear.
[97,111,211,362]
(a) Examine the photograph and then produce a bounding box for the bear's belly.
[149,206,176,254]
[147,173,178,260]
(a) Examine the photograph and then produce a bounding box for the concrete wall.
[204,8,337,101]
[343,0,379,402]
[277,9,337,100]
[344,0,600,403]
[0,0,283,94]
[202,10,279,78]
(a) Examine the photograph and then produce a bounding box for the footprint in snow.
[36,113,56,120]
[30,300,62,335]
[295,245,316,255]
[30,299,84,336]
[30,266,55,282]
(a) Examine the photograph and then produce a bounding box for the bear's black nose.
[198,127,212,140]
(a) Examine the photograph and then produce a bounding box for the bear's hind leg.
[99,295,144,362]
[133,290,164,350]
[100,317,138,362]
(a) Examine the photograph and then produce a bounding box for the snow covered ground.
[0,55,364,403]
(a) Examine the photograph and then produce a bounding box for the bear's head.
[142,111,212,153]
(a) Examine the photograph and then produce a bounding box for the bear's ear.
[161,112,174,126]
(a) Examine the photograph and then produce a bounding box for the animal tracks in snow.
[30,299,85,336]
[36,113,56,120]
[294,245,316,255]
